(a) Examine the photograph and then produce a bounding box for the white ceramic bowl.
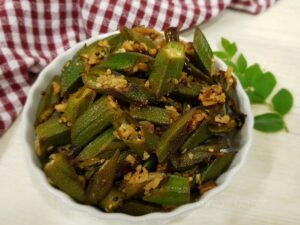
[22,32,253,224]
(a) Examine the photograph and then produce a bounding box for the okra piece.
[44,153,85,202]
[71,95,122,148]
[171,143,227,171]
[35,76,61,124]
[156,108,205,162]
[105,33,125,52]
[99,188,125,212]
[82,68,154,104]
[121,27,156,49]
[60,56,85,96]
[86,149,120,204]
[118,201,161,216]
[143,175,190,206]
[149,42,185,97]
[185,60,213,84]
[201,152,235,182]
[60,40,110,96]
[62,87,96,124]
[180,120,211,151]
[173,82,202,99]
[35,118,71,157]
[114,121,152,155]
[129,105,175,125]
[193,27,213,75]
[75,127,125,162]
[94,52,154,72]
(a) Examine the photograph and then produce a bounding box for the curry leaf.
[254,113,284,132]
[272,88,293,115]
[237,54,247,74]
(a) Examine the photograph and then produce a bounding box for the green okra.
[118,201,161,216]
[180,120,211,151]
[201,152,235,182]
[143,175,190,206]
[82,68,154,104]
[44,153,85,202]
[105,33,125,52]
[193,27,213,75]
[35,76,61,125]
[35,118,71,157]
[143,154,158,171]
[62,87,96,124]
[94,52,154,72]
[121,27,156,49]
[75,127,125,162]
[86,149,120,204]
[185,60,213,84]
[149,42,185,97]
[71,95,122,148]
[173,82,202,99]
[60,56,85,96]
[156,108,204,162]
[114,121,153,155]
[129,105,175,125]
[171,143,227,171]
[60,40,111,96]
[99,188,125,212]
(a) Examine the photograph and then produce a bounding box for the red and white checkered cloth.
[0,0,276,136]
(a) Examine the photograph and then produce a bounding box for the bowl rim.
[21,31,253,222]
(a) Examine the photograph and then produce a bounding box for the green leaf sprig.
[214,38,293,132]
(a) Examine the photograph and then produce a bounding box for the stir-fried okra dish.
[34,27,246,215]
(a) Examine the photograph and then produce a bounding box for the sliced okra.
[62,87,96,124]
[121,27,156,49]
[118,201,161,216]
[180,120,211,151]
[44,153,85,202]
[35,76,61,125]
[75,127,125,162]
[143,175,190,206]
[82,68,154,104]
[173,82,202,99]
[99,188,125,212]
[71,95,122,148]
[129,105,175,125]
[171,143,228,171]
[193,27,213,75]
[60,40,110,96]
[149,42,185,97]
[94,52,154,73]
[201,152,235,183]
[35,118,71,158]
[113,120,153,155]
[156,108,206,162]
[86,149,120,204]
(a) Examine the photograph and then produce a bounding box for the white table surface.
[1,0,299,224]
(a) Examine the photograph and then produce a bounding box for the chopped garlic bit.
[165,105,180,122]
[143,151,150,160]
[114,122,145,143]
[96,72,128,92]
[124,165,149,184]
[199,85,226,106]
[98,40,110,48]
[126,154,136,166]
[189,110,206,130]
[144,173,165,194]
[52,81,61,95]
[195,174,201,184]
[122,40,148,53]
[188,153,194,159]
[215,114,231,124]
[157,163,167,172]
[54,103,67,113]
[132,26,161,40]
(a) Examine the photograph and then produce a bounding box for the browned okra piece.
[35,118,71,158]
[86,149,120,204]
[44,153,85,202]
[35,76,61,125]
[62,87,96,124]
[156,108,206,162]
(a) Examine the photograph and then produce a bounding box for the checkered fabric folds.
[0,0,276,135]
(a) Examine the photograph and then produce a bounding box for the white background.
[1,0,299,224]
